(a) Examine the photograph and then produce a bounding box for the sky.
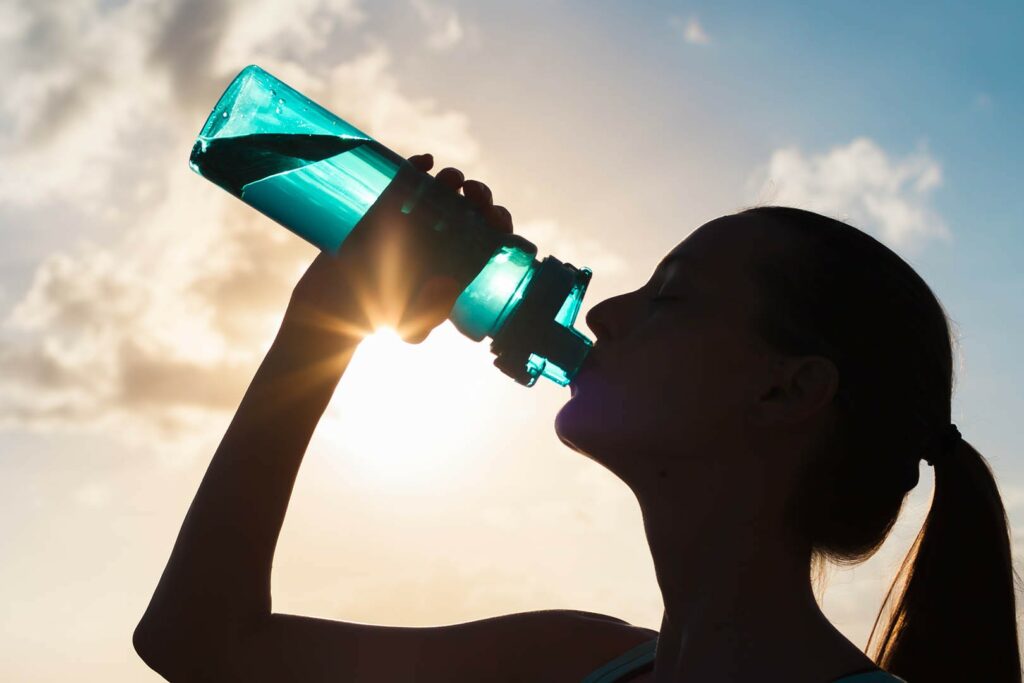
[1,0,1022,680]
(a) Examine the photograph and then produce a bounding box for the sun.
[314,324,499,492]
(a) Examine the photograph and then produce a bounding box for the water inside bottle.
[190,133,401,253]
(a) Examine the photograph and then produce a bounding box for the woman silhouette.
[134,154,1020,682]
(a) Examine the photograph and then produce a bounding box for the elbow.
[133,614,208,680]
[133,616,179,677]
[134,609,249,681]
[133,617,166,674]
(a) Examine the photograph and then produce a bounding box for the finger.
[486,205,514,234]
[462,179,493,208]
[407,153,434,172]
[435,167,465,191]
[400,319,433,345]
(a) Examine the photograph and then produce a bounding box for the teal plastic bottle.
[189,65,592,387]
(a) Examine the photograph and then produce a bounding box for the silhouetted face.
[556,214,784,490]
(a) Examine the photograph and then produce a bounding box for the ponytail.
[868,438,1021,682]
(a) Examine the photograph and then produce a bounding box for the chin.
[554,396,591,455]
[555,397,651,489]
[554,393,630,459]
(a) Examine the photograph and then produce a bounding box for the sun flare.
[316,324,498,491]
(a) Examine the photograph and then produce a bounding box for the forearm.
[138,300,362,639]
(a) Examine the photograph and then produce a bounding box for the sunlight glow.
[316,324,497,492]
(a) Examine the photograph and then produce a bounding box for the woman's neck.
[637,480,876,683]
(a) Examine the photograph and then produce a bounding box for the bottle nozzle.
[490,257,593,386]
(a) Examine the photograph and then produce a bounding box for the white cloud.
[215,0,365,71]
[0,167,285,442]
[670,15,711,46]
[519,219,627,277]
[74,480,112,508]
[973,92,994,112]
[319,46,479,163]
[0,0,367,210]
[0,1,482,443]
[410,0,466,51]
[748,137,948,248]
[0,0,162,209]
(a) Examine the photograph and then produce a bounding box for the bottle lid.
[490,256,593,386]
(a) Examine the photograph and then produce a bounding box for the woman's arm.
[133,157,513,680]
[132,284,364,672]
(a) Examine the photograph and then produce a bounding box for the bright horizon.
[2,1,1022,680]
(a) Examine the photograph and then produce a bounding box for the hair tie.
[924,424,961,466]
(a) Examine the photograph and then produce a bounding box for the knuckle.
[465,180,493,202]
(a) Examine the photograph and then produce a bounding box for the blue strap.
[580,638,658,683]
[833,672,908,683]
[578,639,905,683]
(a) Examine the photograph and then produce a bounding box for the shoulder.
[510,610,658,683]
[198,609,655,683]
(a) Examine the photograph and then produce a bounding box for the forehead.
[655,214,771,282]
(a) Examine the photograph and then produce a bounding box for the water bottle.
[189,65,593,387]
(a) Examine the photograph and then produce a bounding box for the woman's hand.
[286,153,514,345]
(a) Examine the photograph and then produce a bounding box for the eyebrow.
[655,253,695,283]
[657,249,691,269]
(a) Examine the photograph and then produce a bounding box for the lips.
[569,349,600,395]
[568,369,585,396]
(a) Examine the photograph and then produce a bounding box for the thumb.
[398,275,463,344]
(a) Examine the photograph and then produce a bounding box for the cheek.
[555,384,664,458]
[555,333,690,454]
[555,322,756,455]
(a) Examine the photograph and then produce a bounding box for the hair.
[740,206,1020,682]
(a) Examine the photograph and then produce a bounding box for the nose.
[584,292,632,341]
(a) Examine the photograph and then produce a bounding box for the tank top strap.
[832,671,908,683]
[578,639,905,683]
[580,638,658,683]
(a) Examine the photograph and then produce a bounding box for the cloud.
[0,0,367,210]
[0,0,481,444]
[410,0,466,51]
[973,92,994,112]
[0,169,289,441]
[319,46,479,163]
[73,480,112,508]
[670,15,711,46]
[519,219,627,277]
[747,137,948,248]
[0,1,162,210]
[213,0,365,75]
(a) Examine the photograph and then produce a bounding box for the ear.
[750,355,839,427]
